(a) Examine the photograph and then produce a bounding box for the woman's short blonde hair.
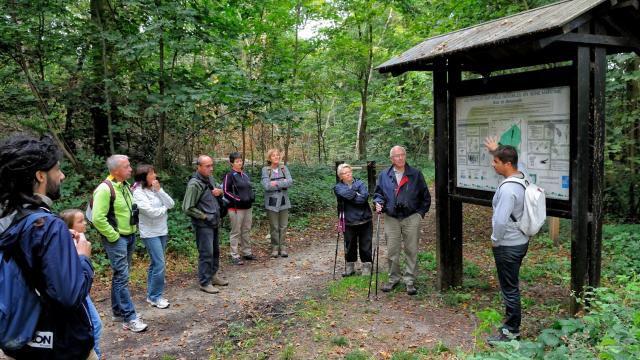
[266,148,281,165]
[336,163,352,178]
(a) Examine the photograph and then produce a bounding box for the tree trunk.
[241,121,246,159]
[90,0,114,157]
[356,7,393,160]
[284,0,302,164]
[154,7,166,170]
[628,57,640,221]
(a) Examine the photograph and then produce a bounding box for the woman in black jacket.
[223,152,256,265]
[334,163,373,276]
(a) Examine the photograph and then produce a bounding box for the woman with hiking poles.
[334,163,373,276]
[261,149,293,258]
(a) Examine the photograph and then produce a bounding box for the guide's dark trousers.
[492,243,529,333]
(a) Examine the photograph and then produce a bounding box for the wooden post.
[589,22,606,289]
[448,63,463,288]
[548,217,560,246]
[434,59,450,290]
[570,25,591,314]
[367,161,376,198]
[434,59,463,290]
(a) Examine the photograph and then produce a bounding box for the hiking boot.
[280,247,288,257]
[212,274,229,286]
[488,328,520,345]
[381,281,399,292]
[231,257,244,265]
[406,284,417,296]
[271,247,279,258]
[146,297,170,309]
[342,262,355,277]
[199,284,220,294]
[243,254,257,261]
[361,262,372,276]
[123,317,148,332]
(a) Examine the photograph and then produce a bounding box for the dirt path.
[95,211,478,359]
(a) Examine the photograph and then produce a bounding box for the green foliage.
[602,226,640,278]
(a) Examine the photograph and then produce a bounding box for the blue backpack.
[0,212,52,350]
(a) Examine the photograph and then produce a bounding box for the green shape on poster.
[500,124,521,150]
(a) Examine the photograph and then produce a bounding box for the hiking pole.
[368,213,381,300]
[374,213,381,299]
[333,211,345,280]
[333,231,340,280]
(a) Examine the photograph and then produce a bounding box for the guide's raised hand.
[484,136,499,152]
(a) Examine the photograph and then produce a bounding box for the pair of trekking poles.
[332,212,381,300]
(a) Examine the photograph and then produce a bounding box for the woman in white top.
[132,164,174,309]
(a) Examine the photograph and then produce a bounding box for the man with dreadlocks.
[0,133,97,359]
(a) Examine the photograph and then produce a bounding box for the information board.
[455,86,570,200]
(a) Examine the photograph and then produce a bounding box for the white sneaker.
[147,297,170,309]
[123,317,148,332]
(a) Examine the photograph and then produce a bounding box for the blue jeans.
[102,234,137,322]
[86,296,102,358]
[142,235,168,301]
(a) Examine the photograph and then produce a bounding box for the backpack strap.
[498,177,527,223]
[4,212,54,297]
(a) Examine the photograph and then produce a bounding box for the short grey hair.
[196,155,212,166]
[336,163,352,177]
[107,154,128,171]
[389,145,406,157]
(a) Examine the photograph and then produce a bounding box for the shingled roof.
[377,0,640,75]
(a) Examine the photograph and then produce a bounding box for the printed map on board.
[455,86,570,200]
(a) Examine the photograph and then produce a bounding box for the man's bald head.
[196,155,214,177]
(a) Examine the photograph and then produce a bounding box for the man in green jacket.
[92,154,148,332]
[183,155,229,294]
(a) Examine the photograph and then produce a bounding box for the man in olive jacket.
[183,155,229,294]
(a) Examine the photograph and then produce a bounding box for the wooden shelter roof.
[377,0,640,75]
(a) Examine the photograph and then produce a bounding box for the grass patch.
[345,349,373,360]
[296,299,327,319]
[417,251,437,271]
[227,321,247,338]
[280,343,296,360]
[415,341,450,356]
[390,351,419,360]
[331,335,349,346]
[463,260,481,278]
[328,274,386,299]
[443,289,473,307]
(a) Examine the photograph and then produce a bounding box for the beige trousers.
[229,208,253,258]
[384,213,422,285]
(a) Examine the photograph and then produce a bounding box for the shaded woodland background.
[0,0,638,220]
